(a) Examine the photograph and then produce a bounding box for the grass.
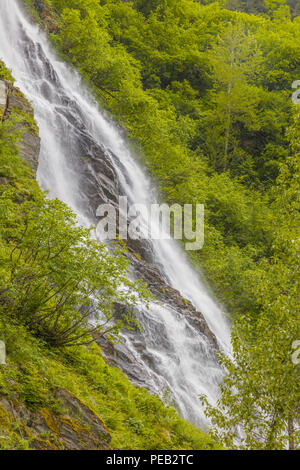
[0,315,222,450]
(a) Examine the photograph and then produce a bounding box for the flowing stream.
[0,0,231,428]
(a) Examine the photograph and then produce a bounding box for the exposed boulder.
[0,78,40,173]
[0,388,111,450]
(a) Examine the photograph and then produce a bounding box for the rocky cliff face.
[0,71,111,450]
[0,78,40,172]
[0,389,111,450]
[71,98,220,393]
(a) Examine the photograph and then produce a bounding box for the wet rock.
[0,389,111,450]
[0,79,40,173]
[126,237,155,263]
[0,80,8,117]
[129,257,219,349]
[97,335,156,389]
[17,126,41,173]
[42,68,220,373]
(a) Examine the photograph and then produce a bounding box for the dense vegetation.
[29,0,299,321]
[1,0,299,449]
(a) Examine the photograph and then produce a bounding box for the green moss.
[39,408,60,434]
[0,60,14,83]
[0,403,11,427]
[11,107,39,136]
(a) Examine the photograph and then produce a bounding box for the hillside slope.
[0,62,221,450]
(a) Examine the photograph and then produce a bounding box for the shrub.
[0,189,149,347]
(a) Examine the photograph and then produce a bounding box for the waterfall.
[0,0,231,428]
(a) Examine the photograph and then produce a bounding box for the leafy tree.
[0,108,149,347]
[200,111,300,449]
[0,192,149,347]
[203,22,263,174]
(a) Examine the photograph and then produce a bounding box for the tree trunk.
[224,84,232,171]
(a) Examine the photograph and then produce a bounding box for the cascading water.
[0,0,231,428]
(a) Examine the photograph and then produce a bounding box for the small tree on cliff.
[0,189,149,347]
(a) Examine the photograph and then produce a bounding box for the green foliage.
[0,192,148,347]
[31,0,300,324]
[0,60,14,82]
[9,0,300,450]
[201,111,300,449]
